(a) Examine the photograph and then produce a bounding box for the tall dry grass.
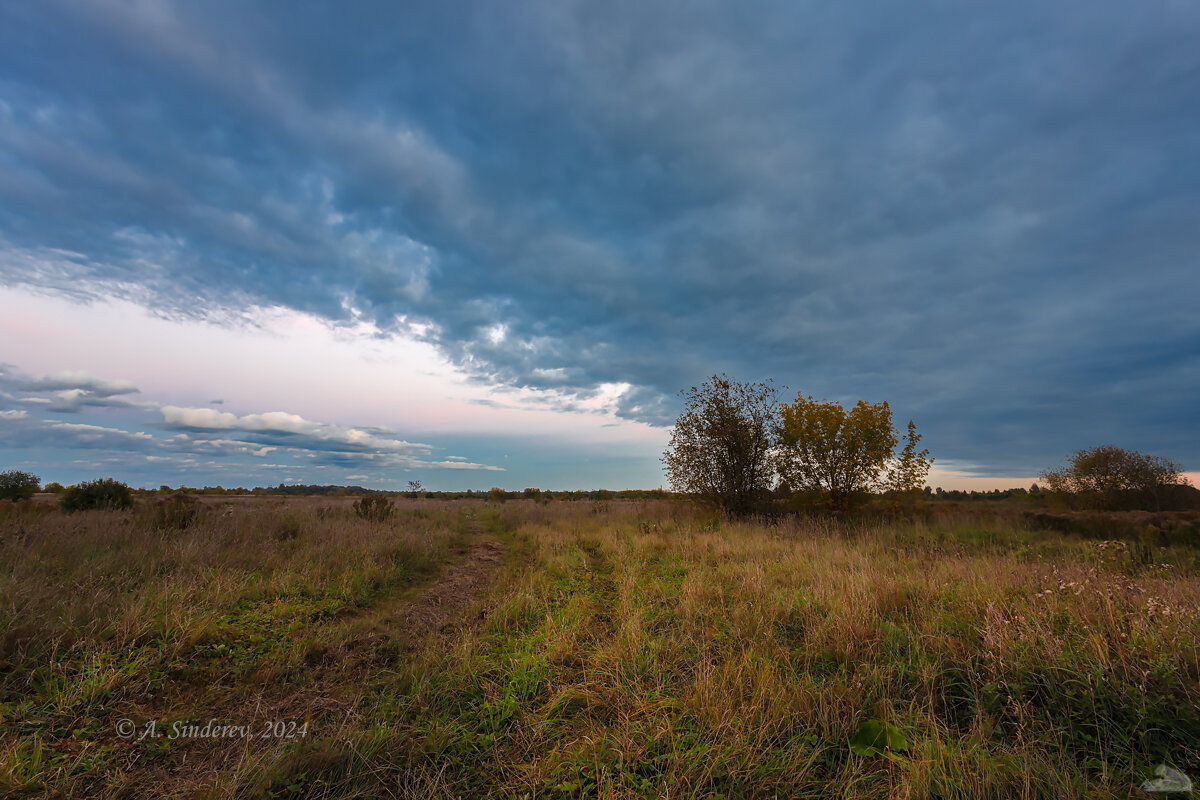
[2,497,1198,798]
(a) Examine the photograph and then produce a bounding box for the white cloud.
[159,405,433,454]
[25,370,138,396]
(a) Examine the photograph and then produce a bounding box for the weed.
[353,494,395,522]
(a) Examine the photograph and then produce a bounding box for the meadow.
[1,496,1198,798]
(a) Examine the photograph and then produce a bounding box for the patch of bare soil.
[400,540,502,646]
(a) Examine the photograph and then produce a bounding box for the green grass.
[1,497,1198,797]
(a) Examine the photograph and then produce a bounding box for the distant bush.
[43,482,64,494]
[0,470,40,502]
[60,478,134,512]
[488,487,507,503]
[353,493,394,522]
[150,492,201,530]
[1041,446,1192,511]
[274,513,305,540]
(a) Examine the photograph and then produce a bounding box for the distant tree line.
[3,428,1191,517]
[659,375,1195,517]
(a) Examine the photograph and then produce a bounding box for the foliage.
[1041,446,1189,511]
[887,420,933,495]
[662,374,781,517]
[149,492,201,530]
[59,478,134,512]
[0,470,40,501]
[43,482,64,494]
[776,395,930,512]
[849,719,909,758]
[353,493,395,522]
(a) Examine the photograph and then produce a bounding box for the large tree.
[662,375,781,517]
[775,395,931,511]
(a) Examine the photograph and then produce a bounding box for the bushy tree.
[1041,446,1188,510]
[60,478,134,512]
[775,396,895,511]
[662,375,781,517]
[887,420,934,495]
[776,395,932,512]
[0,470,40,501]
[1127,453,1188,512]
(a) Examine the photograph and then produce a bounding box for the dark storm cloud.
[1,0,1198,472]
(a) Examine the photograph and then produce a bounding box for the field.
[1,497,1199,798]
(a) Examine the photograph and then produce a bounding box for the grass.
[1,497,1198,797]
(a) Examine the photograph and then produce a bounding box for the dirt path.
[398,539,503,647]
[136,539,506,798]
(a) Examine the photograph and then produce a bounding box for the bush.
[1041,446,1191,511]
[274,513,305,540]
[0,470,40,501]
[60,479,134,512]
[353,493,394,522]
[149,492,201,530]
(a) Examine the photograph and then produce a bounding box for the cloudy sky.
[1,1,1197,490]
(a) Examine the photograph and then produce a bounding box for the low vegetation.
[0,471,39,503]
[58,478,134,512]
[1,496,1198,798]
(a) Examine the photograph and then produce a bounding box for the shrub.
[353,493,394,522]
[1041,446,1191,511]
[274,513,305,540]
[0,470,40,502]
[60,478,134,512]
[150,492,201,530]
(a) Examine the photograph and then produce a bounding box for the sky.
[0,0,1197,491]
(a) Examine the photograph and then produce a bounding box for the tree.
[662,375,781,517]
[775,395,930,512]
[1127,453,1187,512]
[0,470,40,501]
[887,420,934,495]
[1040,446,1189,510]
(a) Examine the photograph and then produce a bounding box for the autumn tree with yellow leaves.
[774,395,932,512]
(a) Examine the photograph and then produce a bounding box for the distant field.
[1,497,1198,798]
